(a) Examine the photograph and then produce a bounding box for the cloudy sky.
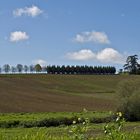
[0,0,140,69]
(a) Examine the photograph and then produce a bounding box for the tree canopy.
[124,55,140,74]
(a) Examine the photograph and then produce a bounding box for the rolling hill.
[0,74,139,112]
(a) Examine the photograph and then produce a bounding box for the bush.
[117,80,140,121]
[119,92,140,121]
[0,120,20,128]
[0,116,113,128]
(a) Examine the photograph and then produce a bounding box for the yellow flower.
[117,112,122,117]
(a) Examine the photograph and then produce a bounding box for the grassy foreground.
[0,120,139,140]
[0,111,139,139]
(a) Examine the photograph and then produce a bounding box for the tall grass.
[0,112,139,140]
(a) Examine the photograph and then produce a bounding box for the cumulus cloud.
[96,48,124,64]
[13,5,43,17]
[10,31,29,42]
[32,59,47,66]
[66,49,95,60]
[74,31,110,44]
[66,48,125,64]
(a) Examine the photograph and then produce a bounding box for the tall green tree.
[61,65,66,74]
[11,66,16,73]
[24,65,29,73]
[35,64,42,73]
[29,65,35,73]
[0,67,2,73]
[3,64,10,73]
[124,55,139,74]
[16,64,23,73]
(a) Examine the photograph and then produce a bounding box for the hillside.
[0,74,139,112]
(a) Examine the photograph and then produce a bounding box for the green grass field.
[0,122,139,139]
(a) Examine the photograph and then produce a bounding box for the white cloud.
[10,31,29,42]
[66,48,125,64]
[32,59,47,66]
[74,31,110,44]
[66,49,95,60]
[13,5,43,17]
[96,48,124,64]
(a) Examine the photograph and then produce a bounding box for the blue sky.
[0,0,140,70]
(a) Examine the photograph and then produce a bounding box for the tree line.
[0,64,116,75]
[1,55,140,75]
[46,65,116,74]
[0,64,47,74]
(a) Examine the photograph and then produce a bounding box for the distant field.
[0,74,140,112]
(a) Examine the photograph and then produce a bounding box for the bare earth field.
[0,74,139,113]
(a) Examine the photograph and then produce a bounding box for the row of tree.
[47,65,116,74]
[1,55,140,75]
[0,64,116,74]
[0,64,46,73]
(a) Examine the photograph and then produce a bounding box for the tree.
[46,65,51,74]
[0,67,2,73]
[66,65,71,74]
[29,65,35,73]
[71,65,75,74]
[42,66,47,73]
[61,65,66,74]
[11,66,16,73]
[3,64,10,73]
[118,69,123,74]
[124,55,139,74]
[56,65,61,74]
[24,65,29,73]
[51,65,56,74]
[16,64,23,73]
[35,64,42,73]
[75,65,80,74]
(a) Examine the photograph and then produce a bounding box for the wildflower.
[118,112,122,117]
[78,118,81,121]
[116,117,119,122]
[83,122,86,125]
[73,120,76,124]
[83,108,88,113]
[104,130,107,134]
[116,112,122,117]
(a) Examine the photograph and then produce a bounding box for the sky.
[0,0,140,70]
